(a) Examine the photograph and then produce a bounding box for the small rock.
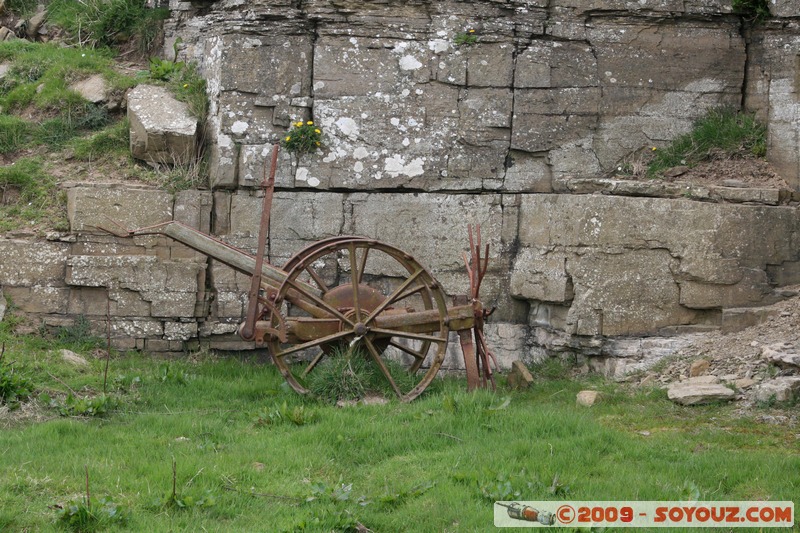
[637,430,651,436]
[360,393,388,406]
[664,165,689,178]
[639,373,657,387]
[174,436,190,442]
[689,359,710,377]
[69,74,109,104]
[667,382,736,405]
[60,349,89,366]
[733,378,756,390]
[0,27,10,41]
[26,10,47,40]
[721,179,746,188]
[719,373,739,383]
[507,360,534,390]
[576,390,600,407]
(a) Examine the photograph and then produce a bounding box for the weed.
[55,316,103,351]
[44,393,119,417]
[454,29,478,46]
[157,363,191,384]
[282,120,322,155]
[254,401,317,427]
[5,0,38,17]
[376,480,435,508]
[0,344,34,409]
[55,496,126,532]
[157,459,216,510]
[732,0,770,22]
[647,107,767,178]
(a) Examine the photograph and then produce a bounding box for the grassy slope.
[0,337,798,532]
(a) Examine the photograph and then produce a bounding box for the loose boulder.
[667,377,736,406]
[753,377,800,404]
[127,84,199,166]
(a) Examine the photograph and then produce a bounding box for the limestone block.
[464,43,514,87]
[164,321,198,341]
[348,192,503,273]
[226,190,344,262]
[679,270,771,309]
[217,92,282,144]
[576,390,600,406]
[0,240,68,285]
[128,84,199,165]
[503,151,552,193]
[510,249,572,303]
[219,34,312,96]
[146,291,199,318]
[174,189,212,232]
[110,318,164,338]
[213,290,247,320]
[209,136,239,189]
[572,249,694,336]
[515,40,598,89]
[237,145,294,188]
[67,256,202,297]
[3,286,68,314]
[67,185,172,233]
[511,88,600,152]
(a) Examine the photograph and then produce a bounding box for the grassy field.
[0,322,798,532]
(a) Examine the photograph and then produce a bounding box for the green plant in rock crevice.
[282,120,323,155]
[732,0,771,22]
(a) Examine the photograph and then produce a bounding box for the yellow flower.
[307,121,314,125]
[295,121,303,127]
[651,146,657,151]
[315,142,320,146]
[182,84,188,88]
[314,128,321,134]
[468,29,475,33]
[285,136,291,141]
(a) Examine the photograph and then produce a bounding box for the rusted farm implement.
[108,146,496,401]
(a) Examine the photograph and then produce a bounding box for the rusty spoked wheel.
[266,237,449,402]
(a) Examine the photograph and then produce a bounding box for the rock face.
[161,0,800,190]
[127,84,199,165]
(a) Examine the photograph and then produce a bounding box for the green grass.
[647,107,767,178]
[0,156,67,232]
[0,319,798,532]
[45,0,170,54]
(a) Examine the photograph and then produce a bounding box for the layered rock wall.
[3,0,800,373]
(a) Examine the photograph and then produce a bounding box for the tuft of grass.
[0,345,34,410]
[647,107,767,178]
[46,0,170,54]
[0,156,67,233]
[305,346,419,403]
[69,119,130,161]
[0,115,32,154]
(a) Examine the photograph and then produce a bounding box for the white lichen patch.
[399,55,423,71]
[335,117,360,139]
[231,121,249,134]
[384,154,425,178]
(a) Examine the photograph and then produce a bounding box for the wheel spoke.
[393,283,427,303]
[357,245,370,284]
[272,329,352,358]
[285,277,354,326]
[364,337,403,398]
[363,268,425,325]
[388,339,427,360]
[301,349,327,377]
[305,266,330,294]
[348,242,361,322]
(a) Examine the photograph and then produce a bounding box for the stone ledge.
[553,177,791,205]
